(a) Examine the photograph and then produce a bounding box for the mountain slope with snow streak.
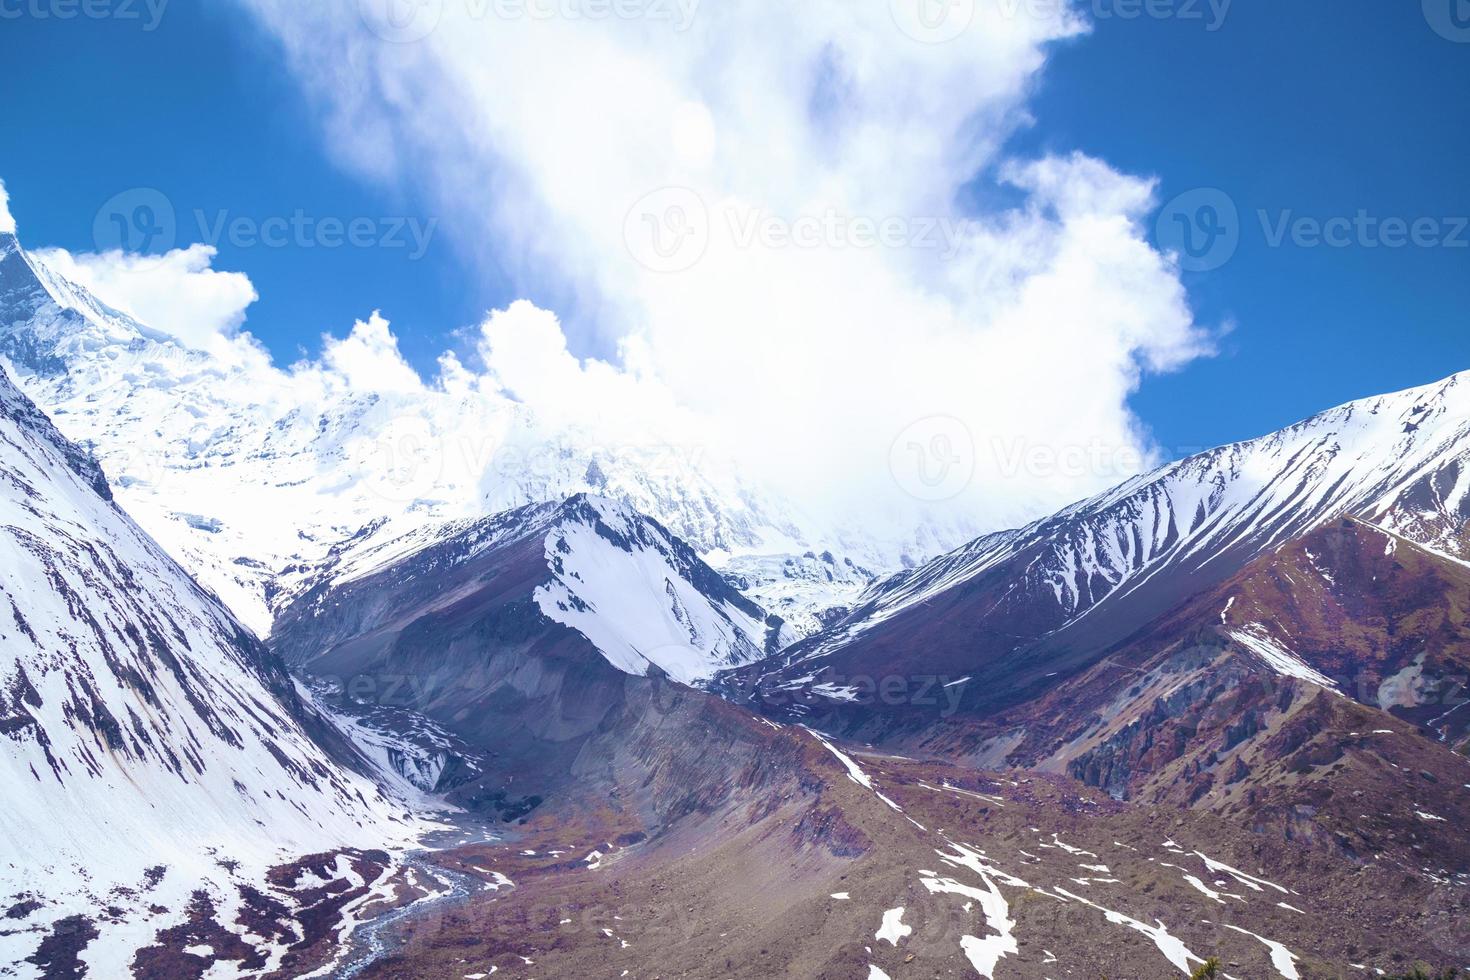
[959,516,1470,823]
[0,226,961,637]
[268,495,817,826]
[0,357,421,974]
[729,369,1470,718]
[278,493,778,686]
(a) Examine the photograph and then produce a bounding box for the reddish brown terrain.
[339,732,1469,979]
[237,488,1470,978]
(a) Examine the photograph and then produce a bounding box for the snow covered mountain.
[266,493,801,823]
[0,225,933,637]
[278,493,782,687]
[0,355,420,973]
[729,369,1470,719]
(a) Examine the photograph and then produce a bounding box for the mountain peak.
[0,229,151,379]
[737,364,1470,727]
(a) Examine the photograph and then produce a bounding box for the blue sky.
[1017,0,1470,455]
[0,3,504,369]
[0,0,1466,461]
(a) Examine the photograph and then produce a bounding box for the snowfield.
[0,349,426,973]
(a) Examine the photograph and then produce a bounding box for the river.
[333,820,503,978]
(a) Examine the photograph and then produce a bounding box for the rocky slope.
[268,493,797,817]
[1005,519,1470,815]
[0,357,425,975]
[345,729,1470,979]
[727,370,1470,730]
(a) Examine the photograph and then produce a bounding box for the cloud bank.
[96,2,1217,542]
[0,179,16,235]
[34,245,258,351]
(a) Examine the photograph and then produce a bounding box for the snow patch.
[1228,625,1340,692]
[875,907,911,946]
[1222,923,1301,979]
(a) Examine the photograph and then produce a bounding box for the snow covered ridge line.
[0,357,434,972]
[278,492,782,686]
[0,223,968,637]
[768,365,1470,677]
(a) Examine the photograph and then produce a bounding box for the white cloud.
[0,178,15,235]
[204,3,1216,539]
[312,311,425,395]
[476,300,692,440]
[33,245,258,351]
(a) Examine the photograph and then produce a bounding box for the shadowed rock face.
[269,494,805,820]
[274,494,774,684]
[0,232,73,378]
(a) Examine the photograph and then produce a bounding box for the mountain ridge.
[730,364,1470,722]
[0,355,426,974]
[0,226,952,637]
